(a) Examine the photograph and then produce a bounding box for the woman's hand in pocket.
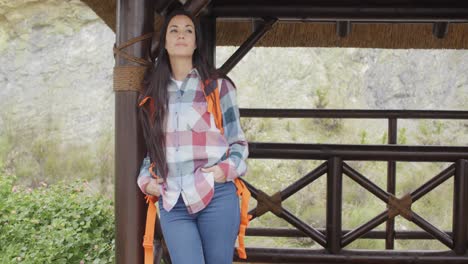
[146,178,164,197]
[201,165,226,183]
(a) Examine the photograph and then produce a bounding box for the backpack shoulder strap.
[233,178,252,259]
[138,96,156,127]
[143,195,158,264]
[144,163,160,263]
[203,79,224,135]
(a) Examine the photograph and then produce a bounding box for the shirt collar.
[168,68,200,92]
[170,68,199,82]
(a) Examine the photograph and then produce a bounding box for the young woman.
[136,9,249,264]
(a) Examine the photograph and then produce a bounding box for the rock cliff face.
[0,0,115,146]
[364,49,468,110]
[0,0,467,147]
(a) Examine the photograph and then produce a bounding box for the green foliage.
[398,127,407,144]
[380,131,388,144]
[415,120,446,145]
[359,130,368,144]
[0,173,115,263]
[314,88,329,109]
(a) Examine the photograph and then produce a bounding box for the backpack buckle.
[143,235,153,248]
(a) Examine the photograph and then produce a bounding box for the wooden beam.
[212,4,468,22]
[114,0,154,263]
[200,15,217,68]
[219,17,277,75]
[184,0,211,16]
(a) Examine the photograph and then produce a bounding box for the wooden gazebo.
[81,0,468,263]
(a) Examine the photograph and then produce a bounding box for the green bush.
[0,173,115,264]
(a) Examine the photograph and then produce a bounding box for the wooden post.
[386,118,397,249]
[453,159,467,254]
[199,14,216,68]
[114,0,154,263]
[327,157,343,253]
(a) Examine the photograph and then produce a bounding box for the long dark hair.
[138,9,223,180]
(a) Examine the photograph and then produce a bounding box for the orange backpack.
[139,79,251,263]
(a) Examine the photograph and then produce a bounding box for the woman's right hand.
[145,178,164,197]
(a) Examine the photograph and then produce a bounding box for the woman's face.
[165,15,196,59]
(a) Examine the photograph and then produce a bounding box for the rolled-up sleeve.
[217,78,249,181]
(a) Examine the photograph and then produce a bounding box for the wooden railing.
[231,109,468,263]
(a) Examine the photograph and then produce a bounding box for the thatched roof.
[82,0,468,49]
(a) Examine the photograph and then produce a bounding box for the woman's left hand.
[201,165,226,183]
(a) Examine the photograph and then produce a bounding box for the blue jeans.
[158,181,240,264]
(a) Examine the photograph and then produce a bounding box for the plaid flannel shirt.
[137,68,248,214]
